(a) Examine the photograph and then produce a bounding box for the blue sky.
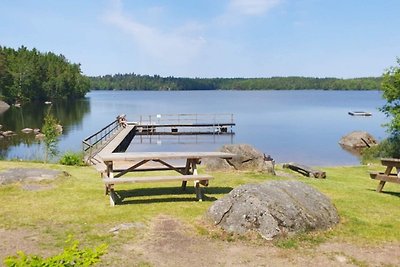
[1,0,399,78]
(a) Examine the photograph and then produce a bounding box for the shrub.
[4,238,107,267]
[361,136,400,163]
[59,152,85,166]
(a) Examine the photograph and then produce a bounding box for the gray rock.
[109,222,146,234]
[339,131,378,148]
[56,124,63,134]
[35,133,45,140]
[21,128,33,134]
[204,144,275,174]
[0,101,10,114]
[0,168,68,185]
[2,130,16,137]
[207,180,339,240]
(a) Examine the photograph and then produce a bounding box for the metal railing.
[136,113,235,126]
[82,118,122,162]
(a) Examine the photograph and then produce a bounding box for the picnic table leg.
[105,161,117,206]
[377,165,393,193]
[376,181,386,192]
[181,159,192,190]
[191,160,204,201]
[109,188,117,206]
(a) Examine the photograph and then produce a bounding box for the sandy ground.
[2,215,398,267]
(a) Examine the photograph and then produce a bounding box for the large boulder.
[204,144,275,174]
[339,131,377,149]
[207,180,339,240]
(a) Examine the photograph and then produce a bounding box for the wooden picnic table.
[370,158,400,192]
[100,151,235,206]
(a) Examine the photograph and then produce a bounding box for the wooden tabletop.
[381,158,400,168]
[100,151,236,162]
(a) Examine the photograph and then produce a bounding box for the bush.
[59,152,85,166]
[4,237,107,267]
[361,136,400,163]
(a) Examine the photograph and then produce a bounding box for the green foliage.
[4,237,107,267]
[362,57,400,162]
[0,45,90,102]
[59,152,85,166]
[42,111,61,163]
[381,57,400,137]
[273,232,326,249]
[361,135,400,163]
[89,74,381,91]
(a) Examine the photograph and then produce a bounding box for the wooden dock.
[135,113,235,135]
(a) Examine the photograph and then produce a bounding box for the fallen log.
[283,162,326,179]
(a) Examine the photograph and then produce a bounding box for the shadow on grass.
[367,188,400,198]
[115,186,233,205]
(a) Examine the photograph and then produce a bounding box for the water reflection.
[0,99,90,159]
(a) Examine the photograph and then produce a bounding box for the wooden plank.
[370,171,399,192]
[100,151,235,161]
[113,166,186,173]
[371,173,400,184]
[97,125,135,155]
[381,158,400,168]
[283,162,326,178]
[103,174,213,185]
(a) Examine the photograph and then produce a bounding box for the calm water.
[0,90,388,166]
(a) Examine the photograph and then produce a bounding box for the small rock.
[334,255,348,263]
[35,133,45,140]
[21,128,33,134]
[2,130,16,137]
[56,124,63,133]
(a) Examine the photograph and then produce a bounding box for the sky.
[1,0,399,78]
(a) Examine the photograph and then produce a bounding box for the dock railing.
[82,118,123,163]
[137,113,234,126]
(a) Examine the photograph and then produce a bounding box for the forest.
[0,45,382,100]
[0,46,90,102]
[89,73,382,91]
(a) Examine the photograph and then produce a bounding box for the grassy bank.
[0,161,399,262]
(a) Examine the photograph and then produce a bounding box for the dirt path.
[102,215,400,267]
[1,212,399,266]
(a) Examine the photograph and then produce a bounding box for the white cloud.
[215,0,284,26]
[103,0,206,68]
[228,0,283,16]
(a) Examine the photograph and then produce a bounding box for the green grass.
[0,160,399,252]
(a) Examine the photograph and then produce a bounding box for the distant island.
[89,74,382,91]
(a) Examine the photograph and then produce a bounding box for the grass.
[0,160,399,255]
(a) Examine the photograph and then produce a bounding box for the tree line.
[0,46,90,102]
[89,73,381,91]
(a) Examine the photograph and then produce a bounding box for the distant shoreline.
[89,75,382,91]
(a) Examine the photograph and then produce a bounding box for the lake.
[0,90,388,166]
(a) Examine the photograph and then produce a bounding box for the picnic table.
[370,158,400,192]
[99,151,235,206]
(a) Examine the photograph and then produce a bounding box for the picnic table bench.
[370,158,400,192]
[100,151,235,206]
